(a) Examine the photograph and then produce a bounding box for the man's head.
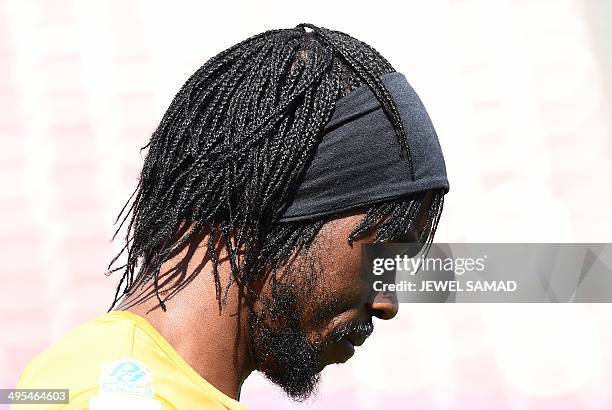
[110,24,447,401]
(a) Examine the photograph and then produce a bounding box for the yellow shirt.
[13,311,248,410]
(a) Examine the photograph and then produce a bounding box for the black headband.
[277,72,450,222]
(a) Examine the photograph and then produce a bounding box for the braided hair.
[108,23,445,311]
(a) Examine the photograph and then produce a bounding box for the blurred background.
[1,0,611,409]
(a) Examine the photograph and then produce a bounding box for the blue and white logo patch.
[99,359,154,397]
[89,359,161,409]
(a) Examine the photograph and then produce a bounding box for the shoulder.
[15,313,136,396]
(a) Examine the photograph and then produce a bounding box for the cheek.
[310,217,369,307]
[293,213,371,331]
[315,242,362,295]
[318,213,374,289]
[302,247,363,329]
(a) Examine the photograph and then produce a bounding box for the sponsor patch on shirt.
[89,359,162,409]
[99,359,154,397]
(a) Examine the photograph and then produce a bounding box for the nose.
[368,291,399,320]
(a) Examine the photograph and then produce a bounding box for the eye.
[391,229,419,243]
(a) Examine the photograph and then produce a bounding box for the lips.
[336,337,355,362]
[333,332,369,363]
[345,332,368,348]
[321,322,374,365]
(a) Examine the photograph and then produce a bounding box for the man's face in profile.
[248,192,433,401]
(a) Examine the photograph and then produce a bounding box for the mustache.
[327,320,374,345]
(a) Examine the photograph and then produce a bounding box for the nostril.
[368,290,399,320]
[371,306,388,320]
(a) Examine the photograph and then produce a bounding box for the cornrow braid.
[108,24,445,312]
[297,23,416,179]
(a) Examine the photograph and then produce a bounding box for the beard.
[248,281,324,401]
[247,264,374,402]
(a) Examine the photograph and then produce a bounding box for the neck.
[116,242,254,400]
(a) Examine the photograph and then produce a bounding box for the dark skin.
[117,191,434,400]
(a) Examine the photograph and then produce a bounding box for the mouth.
[345,332,368,348]
[319,321,374,366]
[335,336,356,362]
[329,332,370,364]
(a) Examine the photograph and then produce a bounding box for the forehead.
[321,190,435,245]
